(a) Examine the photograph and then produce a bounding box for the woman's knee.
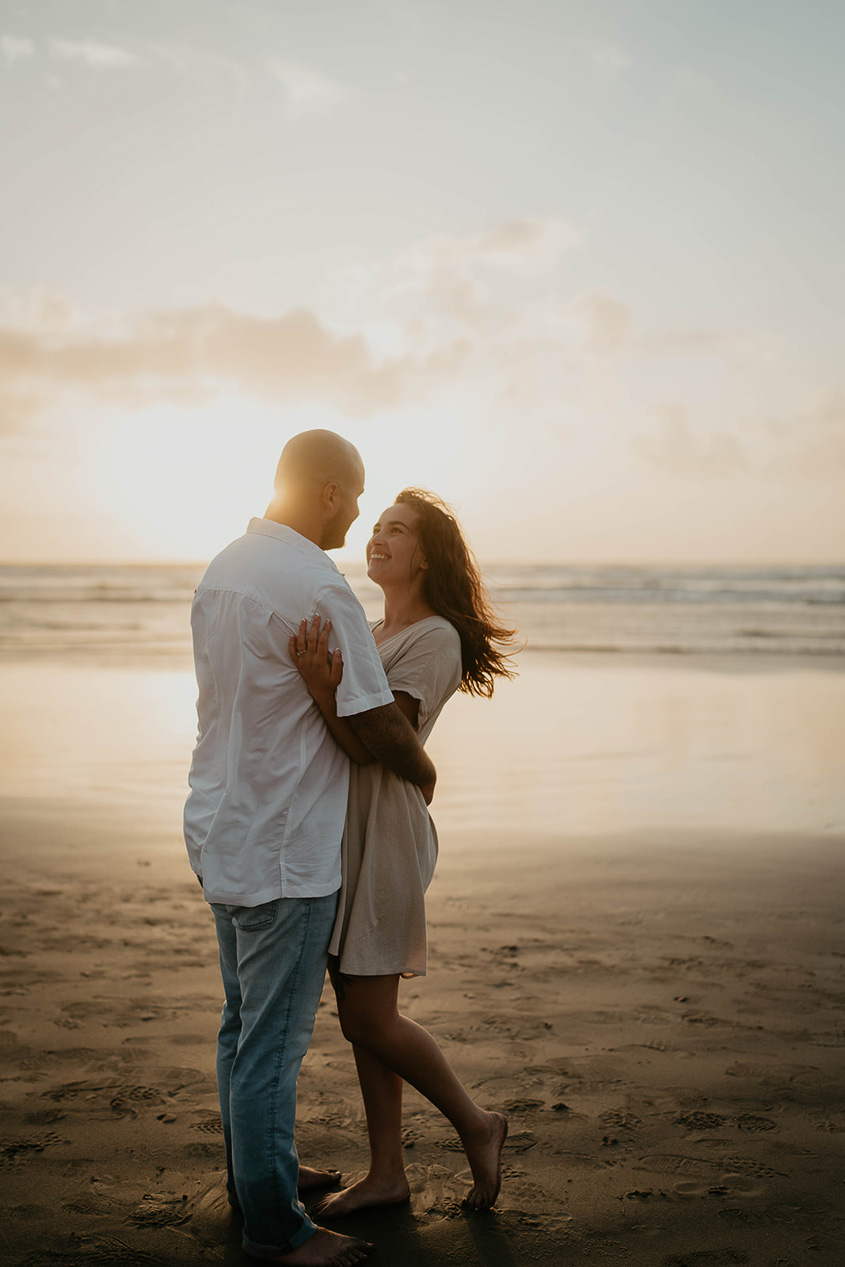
[337,993,398,1049]
[337,1004,372,1047]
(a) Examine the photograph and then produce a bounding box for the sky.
[1,0,844,564]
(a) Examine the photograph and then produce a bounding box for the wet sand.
[1,800,843,1266]
[1,653,843,1264]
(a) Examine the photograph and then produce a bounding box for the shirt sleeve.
[386,622,463,727]
[315,580,395,717]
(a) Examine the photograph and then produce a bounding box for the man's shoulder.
[196,532,356,619]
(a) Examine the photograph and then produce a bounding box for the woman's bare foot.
[248,1225,373,1265]
[298,1165,342,1193]
[462,1111,508,1211]
[315,1173,411,1218]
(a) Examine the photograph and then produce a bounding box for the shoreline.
[2,647,845,671]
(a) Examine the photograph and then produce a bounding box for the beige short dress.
[327,615,463,977]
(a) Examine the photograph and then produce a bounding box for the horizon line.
[1,557,844,571]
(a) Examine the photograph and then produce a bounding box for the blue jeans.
[211,891,338,1258]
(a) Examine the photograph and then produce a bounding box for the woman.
[289,488,515,1215]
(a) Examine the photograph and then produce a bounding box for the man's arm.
[349,703,436,802]
[288,619,431,793]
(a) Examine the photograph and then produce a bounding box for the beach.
[1,644,843,1266]
[4,0,845,1256]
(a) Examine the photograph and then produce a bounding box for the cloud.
[5,33,251,89]
[752,389,845,477]
[632,405,747,476]
[1,34,35,65]
[576,293,631,355]
[637,329,724,352]
[269,61,349,117]
[361,216,579,344]
[632,391,845,483]
[0,301,468,425]
[30,289,75,331]
[144,41,250,93]
[403,217,579,280]
[0,390,43,436]
[575,295,726,358]
[50,38,144,69]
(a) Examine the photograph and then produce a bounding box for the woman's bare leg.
[353,1045,407,1183]
[320,974,506,1213]
[316,1045,410,1216]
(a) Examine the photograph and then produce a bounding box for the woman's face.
[366,503,427,588]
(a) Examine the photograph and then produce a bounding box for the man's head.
[268,430,365,550]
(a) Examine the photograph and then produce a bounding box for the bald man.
[185,431,435,1265]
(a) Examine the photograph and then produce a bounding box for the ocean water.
[2,562,843,835]
[0,560,843,662]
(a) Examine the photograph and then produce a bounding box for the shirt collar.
[246,518,341,573]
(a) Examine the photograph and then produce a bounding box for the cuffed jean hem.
[242,1221,317,1259]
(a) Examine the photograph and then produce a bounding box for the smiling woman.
[366,502,425,584]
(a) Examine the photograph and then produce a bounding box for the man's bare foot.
[315,1173,411,1218]
[246,1225,373,1266]
[462,1111,508,1211]
[229,1168,342,1213]
[298,1165,342,1194]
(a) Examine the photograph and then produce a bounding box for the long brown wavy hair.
[395,488,517,697]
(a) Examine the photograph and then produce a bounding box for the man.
[184,430,436,1266]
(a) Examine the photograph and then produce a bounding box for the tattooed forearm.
[349,702,436,790]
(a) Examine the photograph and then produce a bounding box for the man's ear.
[322,481,339,509]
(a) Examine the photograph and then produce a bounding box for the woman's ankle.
[458,1106,497,1147]
[364,1162,408,1188]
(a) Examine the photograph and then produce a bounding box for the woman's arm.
[290,617,434,799]
[391,690,419,730]
[289,617,374,764]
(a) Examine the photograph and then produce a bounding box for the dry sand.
[1,798,843,1266]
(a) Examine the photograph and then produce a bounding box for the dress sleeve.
[315,580,395,717]
[387,622,463,727]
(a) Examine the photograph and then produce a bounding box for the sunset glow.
[2,1,843,563]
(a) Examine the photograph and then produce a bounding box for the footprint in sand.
[503,1098,545,1115]
[734,1113,777,1132]
[406,1161,464,1215]
[108,1085,169,1118]
[46,1080,166,1118]
[672,1179,731,1199]
[130,1194,192,1227]
[674,1111,726,1131]
[725,1060,818,1083]
[600,1109,642,1131]
[719,1156,786,1178]
[24,1108,66,1125]
[637,1154,719,1179]
[815,1113,845,1132]
[718,1207,779,1227]
[0,1132,67,1168]
[712,1174,766,1199]
[192,1116,224,1135]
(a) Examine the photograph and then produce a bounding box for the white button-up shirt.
[184,518,393,906]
